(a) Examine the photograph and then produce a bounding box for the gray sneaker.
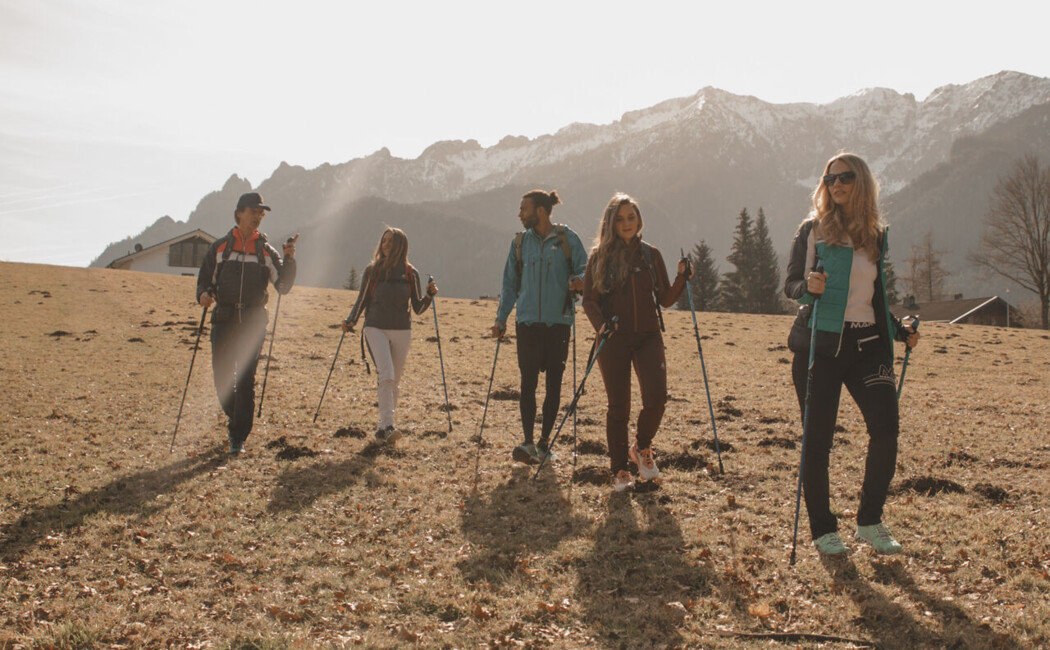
[376,426,402,444]
[814,532,849,555]
[512,443,540,465]
[536,440,558,463]
[856,523,903,554]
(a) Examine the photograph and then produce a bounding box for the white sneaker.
[856,523,903,554]
[613,470,634,492]
[629,444,660,480]
[814,532,849,555]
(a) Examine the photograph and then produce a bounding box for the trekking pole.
[571,303,578,479]
[257,292,281,418]
[313,324,348,423]
[257,235,298,418]
[791,259,823,566]
[533,317,617,479]
[896,316,920,401]
[429,275,453,433]
[171,305,208,452]
[682,249,724,475]
[472,327,503,488]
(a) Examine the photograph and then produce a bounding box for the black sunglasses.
[823,171,857,187]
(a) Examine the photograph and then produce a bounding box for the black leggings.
[516,323,571,444]
[792,325,899,539]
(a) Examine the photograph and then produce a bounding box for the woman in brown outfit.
[582,193,690,491]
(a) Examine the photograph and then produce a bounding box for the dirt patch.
[438,403,458,412]
[758,436,797,450]
[660,452,708,472]
[897,476,966,496]
[47,330,72,337]
[947,451,979,466]
[490,388,520,401]
[334,427,367,439]
[266,436,319,461]
[691,439,734,453]
[421,430,449,439]
[572,466,608,487]
[577,440,608,455]
[973,483,1010,503]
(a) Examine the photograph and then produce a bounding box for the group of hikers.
[194,151,920,557]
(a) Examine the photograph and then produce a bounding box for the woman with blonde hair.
[344,227,437,442]
[784,153,919,556]
[582,193,690,491]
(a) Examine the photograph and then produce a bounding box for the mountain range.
[91,71,1050,303]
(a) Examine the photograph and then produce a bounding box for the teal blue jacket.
[784,220,904,359]
[496,226,588,327]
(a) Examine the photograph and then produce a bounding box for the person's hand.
[568,276,584,292]
[426,280,438,296]
[199,293,214,308]
[283,234,299,260]
[490,322,505,340]
[903,326,920,350]
[341,320,354,333]
[677,259,693,280]
[598,318,619,338]
[807,271,828,296]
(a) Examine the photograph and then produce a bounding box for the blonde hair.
[808,152,883,261]
[589,193,643,294]
[370,227,409,279]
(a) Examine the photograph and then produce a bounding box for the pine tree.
[721,208,755,312]
[677,241,721,311]
[752,208,783,314]
[343,266,360,291]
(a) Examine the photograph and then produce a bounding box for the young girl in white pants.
[343,227,436,441]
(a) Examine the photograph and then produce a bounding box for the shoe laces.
[872,523,894,542]
[638,447,655,468]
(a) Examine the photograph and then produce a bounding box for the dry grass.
[1,260,1048,649]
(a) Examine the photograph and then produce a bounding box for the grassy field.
[1,261,1048,649]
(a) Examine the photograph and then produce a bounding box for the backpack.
[219,231,268,267]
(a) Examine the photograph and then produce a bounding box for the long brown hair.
[369,227,409,279]
[808,152,883,261]
[590,193,643,294]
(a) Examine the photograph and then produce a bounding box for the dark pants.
[792,325,899,539]
[211,313,267,445]
[597,330,667,472]
[516,323,571,444]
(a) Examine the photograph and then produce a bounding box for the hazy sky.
[2,0,1048,266]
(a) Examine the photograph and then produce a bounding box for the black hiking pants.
[211,311,267,446]
[791,324,899,540]
[515,323,571,445]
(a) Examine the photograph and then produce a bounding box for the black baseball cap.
[236,192,271,212]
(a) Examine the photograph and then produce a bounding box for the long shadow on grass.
[576,493,712,648]
[0,447,227,564]
[821,556,1021,650]
[458,467,588,586]
[266,441,394,513]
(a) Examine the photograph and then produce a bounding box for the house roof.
[889,296,1008,323]
[106,229,217,268]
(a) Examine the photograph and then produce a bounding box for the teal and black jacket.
[784,219,906,360]
[496,226,588,327]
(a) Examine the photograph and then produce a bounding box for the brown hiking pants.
[596,330,667,472]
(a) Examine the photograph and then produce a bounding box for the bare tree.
[905,231,950,301]
[971,155,1050,329]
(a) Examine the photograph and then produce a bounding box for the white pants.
[364,327,413,430]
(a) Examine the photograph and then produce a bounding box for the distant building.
[107,230,217,276]
[890,295,1022,328]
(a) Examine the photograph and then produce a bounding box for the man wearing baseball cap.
[196,192,298,454]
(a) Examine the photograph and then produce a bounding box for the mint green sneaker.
[814,532,848,555]
[536,439,557,463]
[856,523,903,554]
[512,443,540,465]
